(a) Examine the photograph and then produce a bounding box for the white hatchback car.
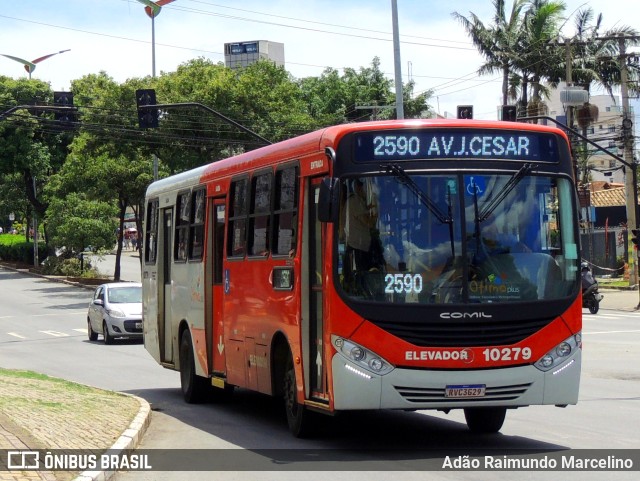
[87,282,143,344]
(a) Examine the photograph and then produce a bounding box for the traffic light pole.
[0,104,77,122]
[137,101,272,146]
[521,115,640,308]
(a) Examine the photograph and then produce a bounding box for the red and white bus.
[142,119,582,436]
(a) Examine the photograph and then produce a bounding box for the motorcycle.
[581,262,603,314]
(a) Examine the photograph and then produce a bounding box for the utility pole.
[560,34,640,286]
[565,40,573,129]
[618,35,640,290]
[391,0,404,119]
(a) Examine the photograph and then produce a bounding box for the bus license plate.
[445,384,486,398]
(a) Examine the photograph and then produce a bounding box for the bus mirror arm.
[318,177,338,223]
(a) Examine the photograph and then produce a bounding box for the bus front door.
[306,178,327,402]
[208,199,227,377]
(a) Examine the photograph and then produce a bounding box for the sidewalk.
[0,265,151,481]
[598,286,640,311]
[0,368,151,481]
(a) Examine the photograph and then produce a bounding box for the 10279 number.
[482,347,532,361]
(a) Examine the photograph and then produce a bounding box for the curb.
[0,264,103,290]
[1,264,152,480]
[73,394,152,481]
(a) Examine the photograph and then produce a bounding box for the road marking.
[72,329,86,333]
[39,330,70,337]
[7,332,26,339]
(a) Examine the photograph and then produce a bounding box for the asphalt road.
[1,267,639,481]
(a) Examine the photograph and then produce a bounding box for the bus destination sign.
[353,129,559,163]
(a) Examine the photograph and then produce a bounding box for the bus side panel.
[171,260,206,374]
[143,266,160,363]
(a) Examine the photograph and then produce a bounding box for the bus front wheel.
[463,407,506,434]
[179,330,209,403]
[284,354,313,437]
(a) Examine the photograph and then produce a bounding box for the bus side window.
[249,171,273,257]
[273,166,299,257]
[175,192,190,262]
[189,188,205,261]
[145,199,159,264]
[228,177,249,258]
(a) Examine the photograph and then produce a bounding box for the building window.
[228,178,249,258]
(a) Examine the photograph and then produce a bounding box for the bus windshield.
[337,172,578,304]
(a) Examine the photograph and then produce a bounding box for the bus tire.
[179,330,209,403]
[284,353,312,438]
[464,407,506,433]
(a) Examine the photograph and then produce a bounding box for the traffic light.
[53,91,76,126]
[502,105,517,122]
[632,229,640,248]
[457,105,473,119]
[136,89,159,129]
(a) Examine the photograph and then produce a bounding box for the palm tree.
[515,0,566,116]
[452,0,527,106]
[549,8,639,161]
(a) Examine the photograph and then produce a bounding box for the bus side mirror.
[318,177,338,223]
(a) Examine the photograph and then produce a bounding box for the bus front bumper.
[331,349,581,411]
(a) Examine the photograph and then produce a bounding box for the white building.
[545,82,633,184]
[224,40,285,70]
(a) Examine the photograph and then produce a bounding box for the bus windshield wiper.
[385,164,452,224]
[477,163,536,222]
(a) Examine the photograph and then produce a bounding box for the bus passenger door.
[207,199,227,376]
[160,208,173,363]
[305,178,327,401]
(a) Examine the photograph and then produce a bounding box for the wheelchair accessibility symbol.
[465,175,486,196]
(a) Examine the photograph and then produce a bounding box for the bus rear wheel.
[179,330,209,403]
[283,354,313,437]
[464,407,506,433]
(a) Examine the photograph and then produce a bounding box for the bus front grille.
[394,383,532,403]
[372,317,554,347]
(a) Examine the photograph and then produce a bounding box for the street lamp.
[0,50,70,79]
[135,0,176,78]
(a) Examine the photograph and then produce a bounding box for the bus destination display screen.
[353,129,559,163]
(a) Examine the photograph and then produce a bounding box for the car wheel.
[87,318,98,341]
[103,321,113,345]
[179,330,209,403]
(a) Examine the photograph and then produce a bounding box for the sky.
[0,0,639,122]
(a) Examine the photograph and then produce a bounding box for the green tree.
[44,73,153,280]
[453,0,527,107]
[46,192,118,253]
[515,0,566,116]
[0,76,72,245]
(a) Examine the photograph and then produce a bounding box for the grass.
[0,367,141,451]
[597,279,631,288]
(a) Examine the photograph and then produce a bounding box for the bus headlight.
[332,335,394,376]
[534,332,581,372]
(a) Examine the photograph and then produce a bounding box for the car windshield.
[107,286,142,304]
[336,173,578,304]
